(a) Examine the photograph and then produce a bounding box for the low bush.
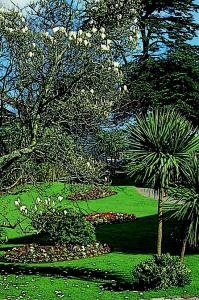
[132,254,192,290]
[85,212,136,225]
[31,207,96,246]
[1,243,111,263]
[68,186,117,201]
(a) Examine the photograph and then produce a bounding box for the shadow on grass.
[0,213,198,292]
[4,213,198,256]
[0,263,122,283]
[96,213,188,255]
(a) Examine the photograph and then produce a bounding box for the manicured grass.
[0,183,198,299]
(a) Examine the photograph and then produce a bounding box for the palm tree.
[168,156,199,263]
[127,107,199,256]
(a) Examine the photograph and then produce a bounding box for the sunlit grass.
[0,183,198,299]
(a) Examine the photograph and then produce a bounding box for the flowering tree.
[0,0,139,188]
[85,0,140,63]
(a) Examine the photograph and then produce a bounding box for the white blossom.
[92,27,97,33]
[84,39,89,46]
[36,197,42,203]
[7,28,14,33]
[20,205,27,212]
[28,51,34,58]
[78,29,83,35]
[32,42,36,48]
[58,196,63,202]
[90,89,94,94]
[22,26,28,33]
[86,32,92,38]
[113,61,119,68]
[42,31,50,38]
[59,27,66,33]
[77,37,83,44]
[52,27,61,33]
[101,44,110,51]
[63,210,67,215]
[101,33,106,39]
[14,199,20,206]
[124,85,128,91]
[100,27,106,33]
[69,31,77,39]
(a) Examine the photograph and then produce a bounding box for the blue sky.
[1,0,199,45]
[190,0,199,45]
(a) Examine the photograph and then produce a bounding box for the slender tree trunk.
[157,188,163,256]
[180,237,187,264]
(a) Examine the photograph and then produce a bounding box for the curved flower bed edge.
[1,242,111,264]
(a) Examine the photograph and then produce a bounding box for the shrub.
[132,254,192,290]
[31,207,96,246]
[68,186,117,201]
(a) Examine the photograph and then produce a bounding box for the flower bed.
[85,212,136,225]
[1,243,111,263]
[68,187,117,201]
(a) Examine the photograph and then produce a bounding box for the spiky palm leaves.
[127,108,199,255]
[169,156,199,262]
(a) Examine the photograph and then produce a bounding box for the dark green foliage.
[90,130,127,161]
[124,46,199,125]
[31,207,96,246]
[138,0,199,58]
[132,254,192,290]
[168,156,199,248]
[127,107,199,189]
[127,107,199,254]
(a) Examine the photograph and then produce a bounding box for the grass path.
[0,183,198,299]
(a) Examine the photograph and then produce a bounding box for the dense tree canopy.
[120,45,199,124]
[0,0,138,188]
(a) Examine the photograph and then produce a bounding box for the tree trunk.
[180,237,187,264]
[0,120,38,171]
[140,22,150,60]
[157,189,163,256]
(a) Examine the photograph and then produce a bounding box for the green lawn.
[0,183,198,300]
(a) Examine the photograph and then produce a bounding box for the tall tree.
[121,45,199,125]
[168,156,199,263]
[0,0,129,187]
[138,0,199,59]
[127,107,199,255]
